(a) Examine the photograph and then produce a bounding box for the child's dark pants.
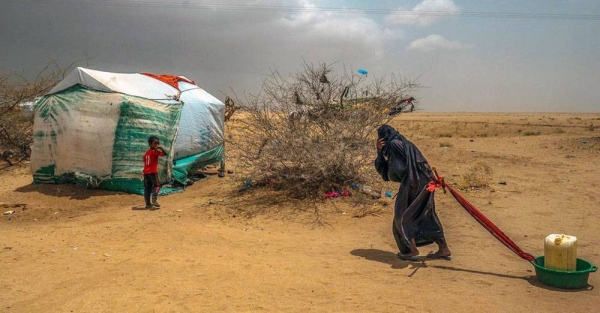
[143,173,159,205]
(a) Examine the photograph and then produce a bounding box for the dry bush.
[0,60,76,164]
[460,162,493,189]
[230,62,420,199]
[223,96,240,122]
[0,113,33,165]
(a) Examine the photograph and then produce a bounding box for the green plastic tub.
[531,256,597,289]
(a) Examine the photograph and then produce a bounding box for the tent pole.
[218,141,225,177]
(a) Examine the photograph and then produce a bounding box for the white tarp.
[174,82,224,160]
[48,67,225,161]
[49,67,181,103]
[34,67,225,192]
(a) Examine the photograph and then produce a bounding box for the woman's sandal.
[397,253,419,261]
[425,253,451,261]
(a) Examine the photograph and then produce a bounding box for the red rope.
[428,175,537,263]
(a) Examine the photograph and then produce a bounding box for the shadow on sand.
[351,248,595,291]
[131,205,160,211]
[15,183,125,200]
[432,264,595,292]
[350,248,427,272]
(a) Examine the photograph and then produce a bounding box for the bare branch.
[225,62,421,199]
[0,59,84,164]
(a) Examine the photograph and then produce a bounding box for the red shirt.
[143,149,165,174]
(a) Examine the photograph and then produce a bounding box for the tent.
[31,67,225,194]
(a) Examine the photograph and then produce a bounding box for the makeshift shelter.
[31,67,225,194]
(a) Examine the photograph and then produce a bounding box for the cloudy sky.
[1,0,599,112]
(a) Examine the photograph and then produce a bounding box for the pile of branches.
[231,62,420,199]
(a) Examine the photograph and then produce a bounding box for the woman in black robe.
[375,125,451,260]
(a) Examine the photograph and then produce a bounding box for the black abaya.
[375,125,447,255]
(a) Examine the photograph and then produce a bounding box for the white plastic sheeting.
[49,67,182,103]
[173,82,224,160]
[32,67,225,193]
[31,91,122,184]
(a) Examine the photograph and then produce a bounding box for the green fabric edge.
[172,144,224,185]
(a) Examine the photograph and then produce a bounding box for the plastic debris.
[324,191,340,199]
[325,187,352,199]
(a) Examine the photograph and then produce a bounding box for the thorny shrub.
[230,62,420,199]
[0,61,75,165]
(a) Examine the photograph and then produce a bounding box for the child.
[143,136,167,209]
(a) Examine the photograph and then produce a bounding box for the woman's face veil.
[377,125,398,141]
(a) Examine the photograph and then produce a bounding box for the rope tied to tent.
[429,167,537,264]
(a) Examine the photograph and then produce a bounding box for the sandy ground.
[1,112,599,312]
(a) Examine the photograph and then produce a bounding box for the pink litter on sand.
[324,191,340,199]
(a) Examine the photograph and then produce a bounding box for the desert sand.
[1,112,599,312]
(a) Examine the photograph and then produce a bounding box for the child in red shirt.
[143,136,167,209]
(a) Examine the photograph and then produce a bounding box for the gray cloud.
[0,0,390,96]
[1,0,599,112]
